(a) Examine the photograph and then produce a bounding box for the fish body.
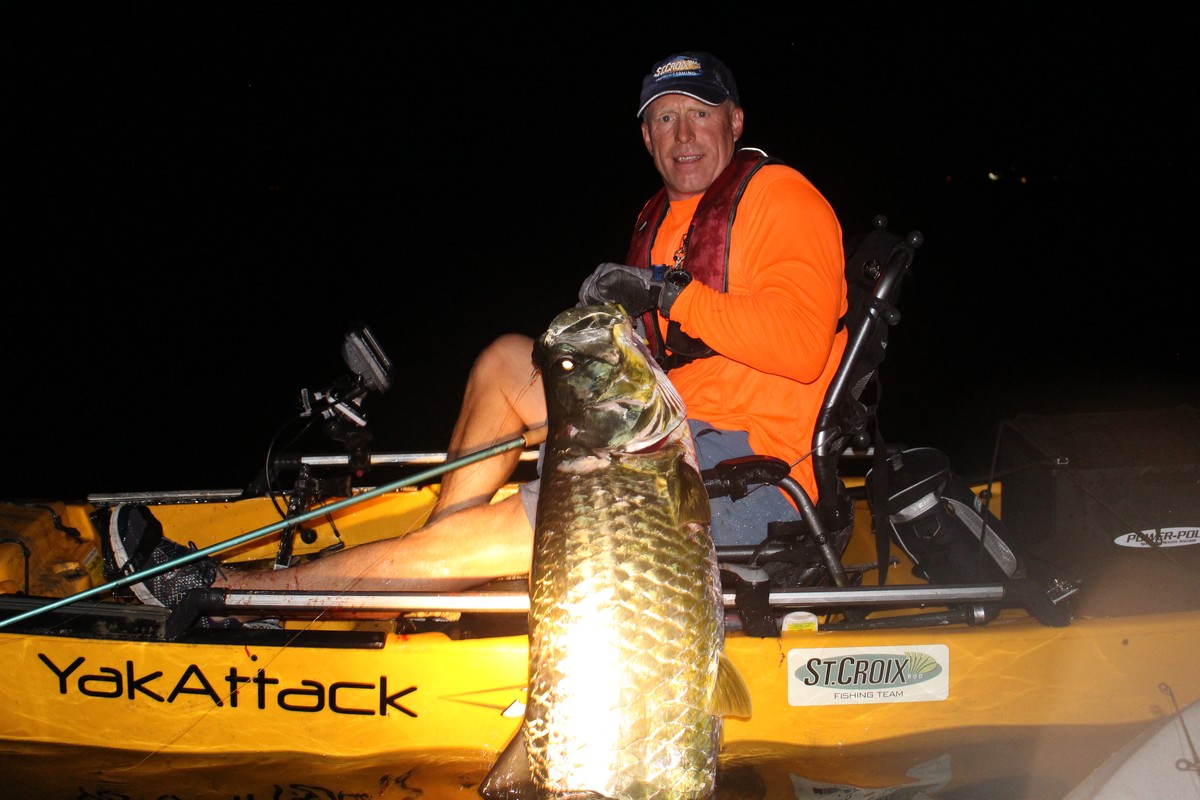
[481,304,750,800]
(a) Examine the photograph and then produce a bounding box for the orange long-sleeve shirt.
[647,163,847,502]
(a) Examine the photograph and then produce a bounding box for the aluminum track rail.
[218,583,1013,614]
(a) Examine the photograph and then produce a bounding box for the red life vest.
[625,148,780,369]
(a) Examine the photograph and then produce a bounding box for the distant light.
[987,172,1001,181]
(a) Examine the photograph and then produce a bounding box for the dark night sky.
[3,5,1196,499]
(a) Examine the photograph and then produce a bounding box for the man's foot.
[106,504,221,610]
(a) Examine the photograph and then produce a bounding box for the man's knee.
[472,333,536,381]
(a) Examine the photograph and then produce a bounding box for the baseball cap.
[637,52,740,118]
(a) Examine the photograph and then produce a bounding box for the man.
[111,52,847,606]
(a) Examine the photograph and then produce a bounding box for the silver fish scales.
[481,304,751,800]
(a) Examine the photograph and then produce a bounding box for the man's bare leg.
[428,333,546,522]
[205,335,545,597]
[215,492,534,594]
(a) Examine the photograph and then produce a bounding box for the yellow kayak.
[2,475,1198,799]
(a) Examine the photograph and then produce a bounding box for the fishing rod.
[0,426,547,630]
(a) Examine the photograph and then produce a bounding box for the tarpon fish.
[480,304,751,800]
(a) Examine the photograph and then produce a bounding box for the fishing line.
[734,440,817,502]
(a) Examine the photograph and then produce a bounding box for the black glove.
[577,263,662,316]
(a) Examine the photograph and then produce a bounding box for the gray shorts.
[518,419,799,546]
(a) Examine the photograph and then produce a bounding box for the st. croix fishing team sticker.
[787,644,949,706]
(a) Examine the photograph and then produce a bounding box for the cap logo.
[654,57,704,79]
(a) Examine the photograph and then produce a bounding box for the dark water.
[863,172,1198,483]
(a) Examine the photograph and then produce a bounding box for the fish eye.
[557,357,576,373]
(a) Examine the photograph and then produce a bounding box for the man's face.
[640,95,744,201]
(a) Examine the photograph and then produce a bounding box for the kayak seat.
[710,215,922,626]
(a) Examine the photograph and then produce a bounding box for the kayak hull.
[6,607,1196,753]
